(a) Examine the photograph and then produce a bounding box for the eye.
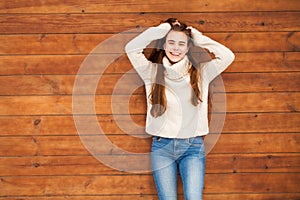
[179,42,185,46]
[168,41,175,45]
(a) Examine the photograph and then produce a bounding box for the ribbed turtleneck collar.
[163,55,191,80]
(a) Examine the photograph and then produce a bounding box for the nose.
[172,45,179,51]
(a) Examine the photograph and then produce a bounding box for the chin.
[166,53,184,63]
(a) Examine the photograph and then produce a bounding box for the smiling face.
[164,30,189,63]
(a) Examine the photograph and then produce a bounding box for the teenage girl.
[125,18,235,200]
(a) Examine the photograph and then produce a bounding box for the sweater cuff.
[157,22,172,31]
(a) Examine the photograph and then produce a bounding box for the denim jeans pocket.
[151,136,170,152]
[187,136,203,147]
[152,136,162,142]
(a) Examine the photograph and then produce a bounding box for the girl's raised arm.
[125,23,171,80]
[189,27,235,82]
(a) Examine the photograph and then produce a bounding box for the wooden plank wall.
[0,0,299,199]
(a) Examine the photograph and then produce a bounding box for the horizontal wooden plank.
[0,115,148,136]
[0,55,88,75]
[0,72,289,94]
[204,173,300,194]
[0,52,299,76]
[228,52,300,73]
[221,72,300,92]
[0,32,299,55]
[212,133,300,154]
[0,197,157,200]
[0,197,158,200]
[223,113,300,133]
[206,153,300,173]
[0,136,38,156]
[0,175,157,196]
[0,173,299,196]
[0,194,300,200]
[0,193,300,200]
[0,73,299,95]
[0,33,113,55]
[203,194,300,200]
[0,133,299,156]
[218,92,300,113]
[1,12,299,34]
[1,0,299,13]
[0,113,299,136]
[0,153,299,177]
[0,93,299,115]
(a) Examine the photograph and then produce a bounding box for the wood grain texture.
[0,113,299,136]
[0,173,299,196]
[0,153,299,177]
[0,32,299,55]
[1,0,299,13]
[1,12,299,34]
[0,72,299,95]
[1,194,299,200]
[0,93,299,115]
[0,0,299,199]
[0,52,299,76]
[0,133,299,157]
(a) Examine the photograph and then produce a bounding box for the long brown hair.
[148,18,203,118]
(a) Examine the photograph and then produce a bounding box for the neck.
[166,56,179,65]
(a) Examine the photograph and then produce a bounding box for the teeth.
[171,52,180,56]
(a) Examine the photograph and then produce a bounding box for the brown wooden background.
[0,0,299,199]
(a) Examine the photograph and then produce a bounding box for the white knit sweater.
[125,23,235,138]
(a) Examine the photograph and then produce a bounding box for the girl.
[125,18,235,200]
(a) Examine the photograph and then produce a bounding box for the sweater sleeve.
[125,23,171,81]
[190,27,235,83]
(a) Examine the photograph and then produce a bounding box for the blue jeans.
[151,136,206,200]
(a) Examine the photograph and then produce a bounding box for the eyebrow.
[167,40,186,44]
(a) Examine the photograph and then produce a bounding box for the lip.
[170,52,181,56]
